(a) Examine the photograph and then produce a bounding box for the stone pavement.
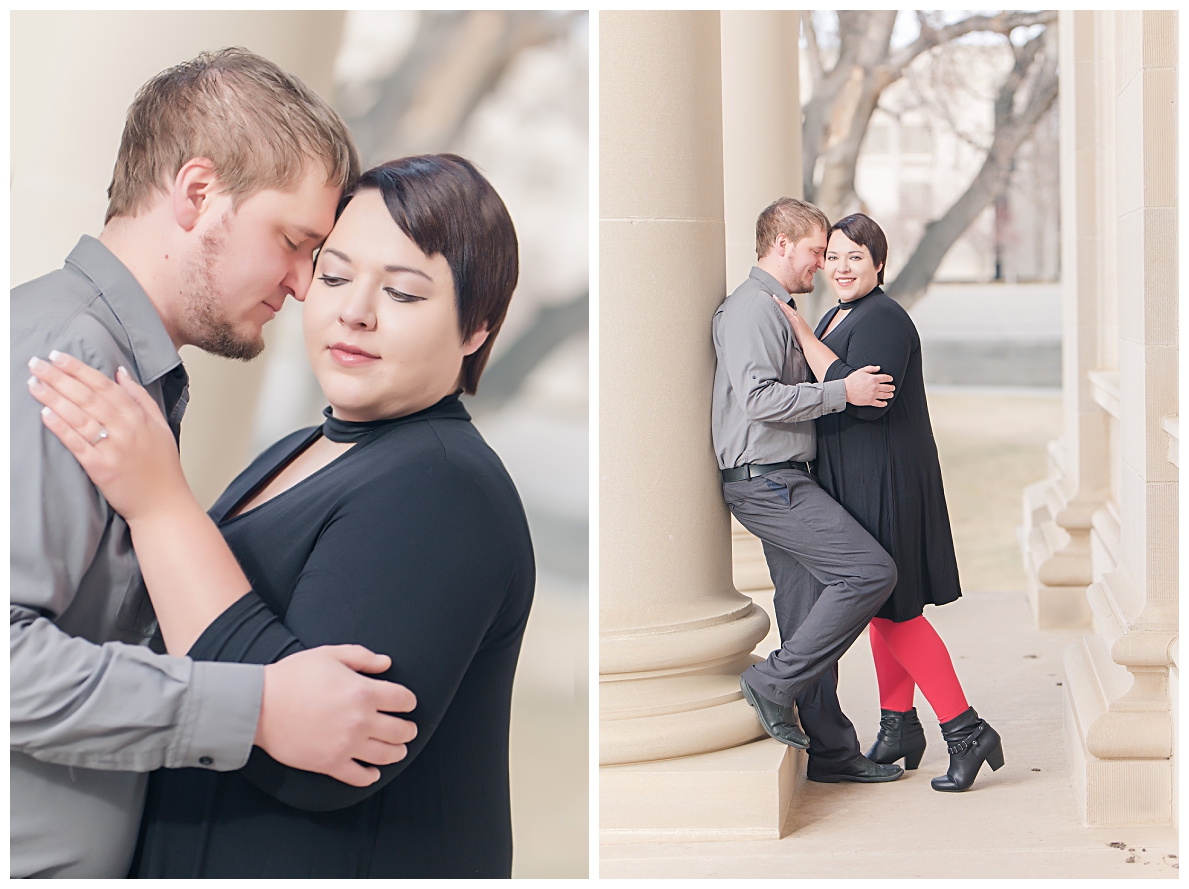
[601,587,1179,878]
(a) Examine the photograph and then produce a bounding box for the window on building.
[901,124,932,155]
[899,181,933,217]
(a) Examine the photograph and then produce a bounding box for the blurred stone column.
[720,11,802,291]
[720,11,804,638]
[600,10,797,844]
[1057,10,1179,826]
[10,11,346,507]
[1021,12,1107,629]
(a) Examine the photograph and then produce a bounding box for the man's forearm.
[10,608,261,771]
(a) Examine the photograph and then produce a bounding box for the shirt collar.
[749,266,792,303]
[63,235,182,385]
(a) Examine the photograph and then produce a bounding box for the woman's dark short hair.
[829,213,888,285]
[337,154,519,395]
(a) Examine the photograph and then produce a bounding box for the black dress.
[131,393,535,878]
[812,287,961,623]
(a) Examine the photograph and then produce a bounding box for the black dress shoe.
[930,707,1004,792]
[739,675,810,749]
[807,754,904,783]
[866,707,927,770]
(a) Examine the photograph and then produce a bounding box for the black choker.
[322,410,397,443]
[320,392,467,443]
[837,286,882,311]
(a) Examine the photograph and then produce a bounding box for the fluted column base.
[600,601,770,765]
[1061,562,1176,824]
[1021,464,1097,629]
[601,738,800,843]
[1064,676,1173,826]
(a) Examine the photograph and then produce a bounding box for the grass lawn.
[926,389,1063,594]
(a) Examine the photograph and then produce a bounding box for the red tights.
[868,615,968,724]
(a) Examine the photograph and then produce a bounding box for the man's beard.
[180,221,265,362]
[787,264,817,294]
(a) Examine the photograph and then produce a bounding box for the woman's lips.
[835,277,856,287]
[329,343,380,367]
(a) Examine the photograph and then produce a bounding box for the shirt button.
[199,756,214,766]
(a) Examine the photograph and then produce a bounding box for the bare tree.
[885,25,1058,305]
[801,10,1058,309]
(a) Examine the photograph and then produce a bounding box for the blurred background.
[796,10,1062,591]
[10,11,588,877]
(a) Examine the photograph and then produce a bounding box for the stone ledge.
[1087,370,1121,419]
[600,738,800,843]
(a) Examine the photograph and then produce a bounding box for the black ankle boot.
[930,707,1004,792]
[866,708,927,770]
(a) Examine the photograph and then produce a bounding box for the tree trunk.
[813,11,898,222]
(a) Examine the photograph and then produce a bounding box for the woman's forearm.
[128,496,252,655]
[796,325,841,383]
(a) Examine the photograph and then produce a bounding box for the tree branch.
[884,25,1059,308]
[802,11,824,90]
[885,10,1056,81]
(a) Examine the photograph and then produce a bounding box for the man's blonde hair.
[755,197,830,259]
[105,47,360,223]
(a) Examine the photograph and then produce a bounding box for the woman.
[774,213,1003,793]
[28,155,534,876]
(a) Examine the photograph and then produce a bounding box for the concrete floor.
[601,590,1179,878]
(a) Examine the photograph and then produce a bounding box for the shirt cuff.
[823,379,847,413]
[165,660,263,771]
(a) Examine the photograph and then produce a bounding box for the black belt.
[721,460,813,482]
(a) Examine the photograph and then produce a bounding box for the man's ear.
[462,324,490,357]
[774,232,790,258]
[171,158,221,232]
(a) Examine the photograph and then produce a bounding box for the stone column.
[720,11,802,291]
[1059,10,1179,826]
[719,11,803,653]
[600,11,797,843]
[9,11,346,507]
[1020,11,1108,629]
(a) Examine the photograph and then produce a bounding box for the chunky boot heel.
[866,708,927,770]
[986,742,1005,771]
[903,747,925,771]
[931,707,1003,792]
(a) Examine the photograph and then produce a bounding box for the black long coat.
[812,287,961,622]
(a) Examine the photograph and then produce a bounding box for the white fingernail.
[117,366,128,377]
[40,406,53,418]
[48,349,62,361]
[28,356,44,371]
[27,376,39,388]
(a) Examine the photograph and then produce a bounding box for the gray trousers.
[724,468,897,767]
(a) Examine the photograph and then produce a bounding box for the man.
[712,197,902,784]
[11,49,416,877]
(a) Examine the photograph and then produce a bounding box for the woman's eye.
[284,236,298,251]
[318,274,347,287]
[385,288,425,303]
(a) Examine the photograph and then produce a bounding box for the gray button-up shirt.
[10,236,264,878]
[711,266,846,468]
